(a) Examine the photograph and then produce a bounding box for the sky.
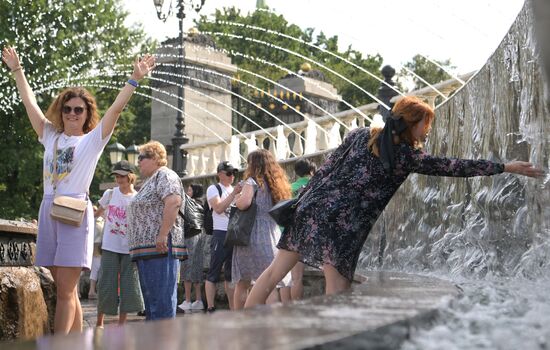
[121,0,525,74]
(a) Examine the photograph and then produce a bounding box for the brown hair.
[45,87,100,134]
[127,173,137,185]
[368,96,435,156]
[243,149,291,204]
[139,140,168,167]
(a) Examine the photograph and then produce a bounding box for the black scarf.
[377,112,408,173]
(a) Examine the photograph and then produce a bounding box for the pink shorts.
[35,194,94,270]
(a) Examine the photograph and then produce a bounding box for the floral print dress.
[278,128,505,281]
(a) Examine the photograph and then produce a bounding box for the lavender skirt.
[35,194,94,270]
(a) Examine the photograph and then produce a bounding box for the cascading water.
[359,1,549,348]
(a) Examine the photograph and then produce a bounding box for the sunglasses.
[138,153,153,162]
[62,105,86,115]
[225,171,235,176]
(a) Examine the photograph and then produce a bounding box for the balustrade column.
[292,126,305,156]
[186,148,197,176]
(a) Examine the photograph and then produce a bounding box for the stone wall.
[360,0,550,278]
[151,40,237,147]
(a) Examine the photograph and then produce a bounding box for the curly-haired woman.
[232,149,292,309]
[2,46,155,334]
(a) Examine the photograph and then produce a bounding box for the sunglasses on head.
[138,153,153,161]
[62,105,86,115]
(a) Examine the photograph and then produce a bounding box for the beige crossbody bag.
[49,137,88,227]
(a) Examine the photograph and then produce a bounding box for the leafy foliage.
[401,54,455,91]
[0,0,153,219]
[196,7,383,131]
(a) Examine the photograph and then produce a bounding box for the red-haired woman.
[245,96,544,308]
[2,47,155,334]
[232,149,292,309]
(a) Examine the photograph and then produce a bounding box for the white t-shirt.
[98,187,136,254]
[39,121,111,195]
[207,183,234,231]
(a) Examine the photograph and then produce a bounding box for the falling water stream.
[358,1,549,348]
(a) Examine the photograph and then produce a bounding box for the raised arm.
[209,183,242,214]
[2,47,48,138]
[100,55,156,140]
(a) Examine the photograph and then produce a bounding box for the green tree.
[196,7,383,131]
[400,54,455,91]
[0,0,154,219]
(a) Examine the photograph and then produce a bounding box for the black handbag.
[269,135,361,227]
[180,194,204,238]
[268,198,298,227]
[224,185,258,247]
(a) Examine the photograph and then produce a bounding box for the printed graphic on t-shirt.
[107,204,128,236]
[44,147,75,184]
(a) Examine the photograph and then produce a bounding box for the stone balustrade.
[180,72,474,176]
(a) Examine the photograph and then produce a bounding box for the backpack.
[203,184,222,235]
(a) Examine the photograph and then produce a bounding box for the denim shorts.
[35,194,94,270]
[206,230,233,283]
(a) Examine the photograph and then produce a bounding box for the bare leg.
[88,279,97,299]
[290,262,305,300]
[323,264,351,295]
[194,283,203,301]
[184,280,192,303]
[244,250,299,309]
[71,289,82,332]
[279,287,291,304]
[233,280,251,310]
[118,313,127,325]
[52,266,83,334]
[96,312,105,327]
[266,289,280,305]
[225,281,235,310]
[205,280,216,309]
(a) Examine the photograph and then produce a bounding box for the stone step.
[2,271,458,350]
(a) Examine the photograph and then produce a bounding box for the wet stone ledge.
[3,271,458,350]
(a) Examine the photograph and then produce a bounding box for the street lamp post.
[106,142,126,165]
[107,142,140,167]
[153,0,205,177]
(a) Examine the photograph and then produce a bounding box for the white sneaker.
[191,300,204,311]
[178,300,192,311]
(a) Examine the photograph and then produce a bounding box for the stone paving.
[2,271,458,350]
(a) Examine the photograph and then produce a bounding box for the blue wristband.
[127,79,139,88]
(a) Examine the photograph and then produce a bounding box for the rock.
[79,269,90,299]
[0,267,52,340]
[32,267,56,333]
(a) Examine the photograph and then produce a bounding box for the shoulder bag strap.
[52,136,60,196]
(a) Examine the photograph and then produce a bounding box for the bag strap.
[52,136,60,195]
[215,183,222,197]
[105,188,114,206]
[250,178,259,200]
